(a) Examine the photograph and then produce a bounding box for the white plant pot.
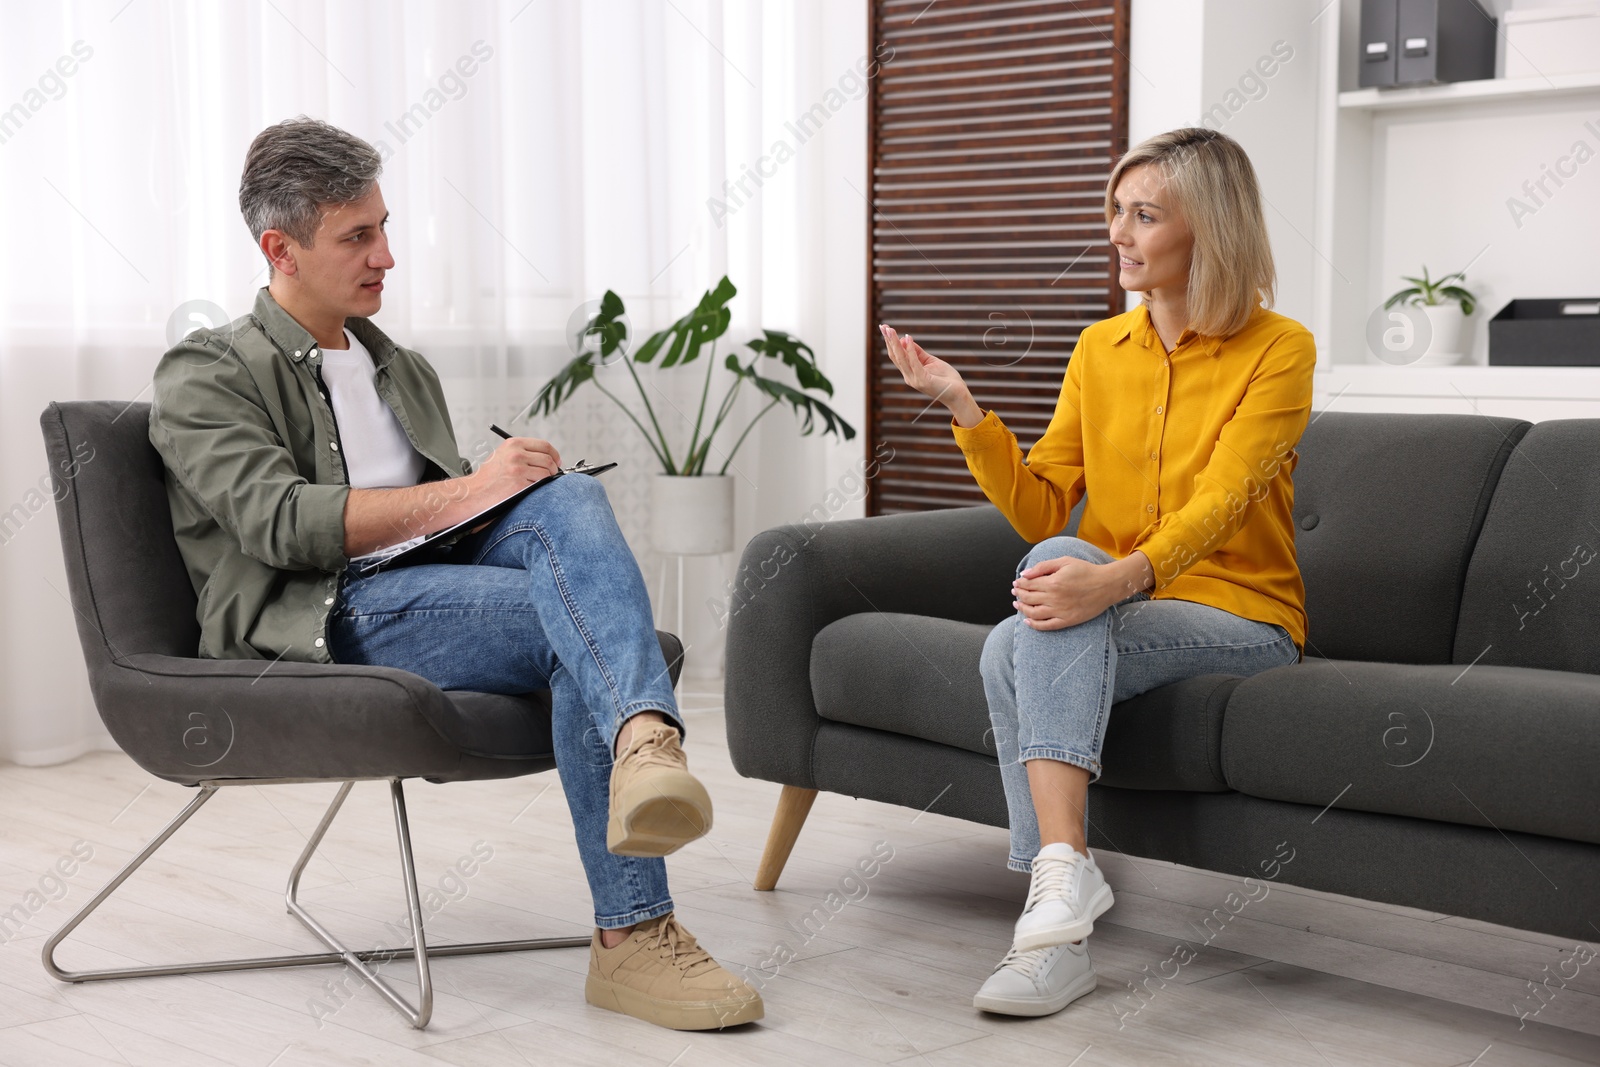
[1416,304,1470,366]
[651,474,734,556]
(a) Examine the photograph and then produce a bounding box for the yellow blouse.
[951,301,1318,661]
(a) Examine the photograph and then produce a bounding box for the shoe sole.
[607,772,713,857]
[972,970,1098,1017]
[1012,882,1115,952]
[585,974,764,1030]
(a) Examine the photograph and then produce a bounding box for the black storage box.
[1489,299,1600,367]
[1360,0,1497,89]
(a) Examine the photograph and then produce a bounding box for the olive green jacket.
[148,288,471,662]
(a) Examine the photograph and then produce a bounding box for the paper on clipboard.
[351,459,617,575]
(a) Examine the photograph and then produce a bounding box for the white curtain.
[0,0,870,765]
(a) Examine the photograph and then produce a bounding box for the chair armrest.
[725,504,1031,788]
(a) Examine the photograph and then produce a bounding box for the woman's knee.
[1021,535,1106,572]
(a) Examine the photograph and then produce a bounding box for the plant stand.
[650,475,735,694]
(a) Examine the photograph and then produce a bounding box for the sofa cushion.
[1453,418,1600,676]
[1292,412,1528,665]
[1220,658,1600,845]
[809,612,1239,792]
[810,613,991,755]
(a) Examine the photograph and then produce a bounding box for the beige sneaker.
[585,913,764,1030]
[607,721,712,856]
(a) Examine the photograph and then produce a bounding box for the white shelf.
[1314,364,1600,420]
[1338,69,1600,111]
[1318,364,1600,392]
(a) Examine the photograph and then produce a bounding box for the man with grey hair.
[148,116,761,1031]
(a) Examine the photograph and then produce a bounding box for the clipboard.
[352,460,617,576]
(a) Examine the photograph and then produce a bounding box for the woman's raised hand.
[879,324,982,427]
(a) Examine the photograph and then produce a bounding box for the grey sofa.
[725,411,1600,942]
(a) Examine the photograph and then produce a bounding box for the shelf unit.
[1309,2,1600,421]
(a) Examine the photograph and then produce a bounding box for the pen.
[491,422,609,480]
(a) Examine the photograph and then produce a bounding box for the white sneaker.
[1012,842,1114,951]
[972,941,1097,1016]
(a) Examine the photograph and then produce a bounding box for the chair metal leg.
[42,779,591,1030]
[42,783,221,981]
[284,780,436,1027]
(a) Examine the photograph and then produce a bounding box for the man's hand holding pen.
[478,421,562,496]
[456,423,563,534]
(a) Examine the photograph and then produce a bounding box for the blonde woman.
[880,127,1315,1017]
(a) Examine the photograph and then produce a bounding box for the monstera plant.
[520,276,854,476]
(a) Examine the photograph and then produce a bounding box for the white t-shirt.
[319,328,427,490]
[321,328,430,563]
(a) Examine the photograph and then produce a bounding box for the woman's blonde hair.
[1104,127,1275,338]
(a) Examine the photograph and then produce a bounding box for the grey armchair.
[37,400,684,1028]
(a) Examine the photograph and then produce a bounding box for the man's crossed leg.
[328,474,761,1030]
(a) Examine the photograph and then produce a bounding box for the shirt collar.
[252,287,400,370]
[1111,301,1225,359]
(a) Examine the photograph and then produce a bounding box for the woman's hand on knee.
[1013,556,1118,630]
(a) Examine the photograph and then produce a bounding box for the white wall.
[1198,2,1324,328]
[1128,0,1325,326]
[1129,0,1206,148]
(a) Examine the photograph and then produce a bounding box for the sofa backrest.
[1292,411,1528,665]
[1453,418,1600,675]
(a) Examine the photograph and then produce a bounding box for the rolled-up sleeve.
[150,343,350,573]
[1132,330,1316,590]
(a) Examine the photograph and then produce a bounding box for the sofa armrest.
[725,504,1032,788]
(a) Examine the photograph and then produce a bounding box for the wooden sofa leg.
[753,786,818,891]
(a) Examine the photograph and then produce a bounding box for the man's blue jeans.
[981,536,1300,873]
[327,473,682,929]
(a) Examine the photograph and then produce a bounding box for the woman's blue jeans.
[327,473,681,929]
[981,536,1299,873]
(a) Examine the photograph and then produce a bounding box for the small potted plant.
[1383,266,1478,366]
[519,276,854,557]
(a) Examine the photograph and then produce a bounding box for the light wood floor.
[1,686,1596,1067]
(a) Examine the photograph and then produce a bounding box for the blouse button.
[324,597,335,605]
[331,442,340,451]
[1150,451,1158,460]
[1155,405,1163,414]
[314,637,325,648]
[1146,504,1155,513]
